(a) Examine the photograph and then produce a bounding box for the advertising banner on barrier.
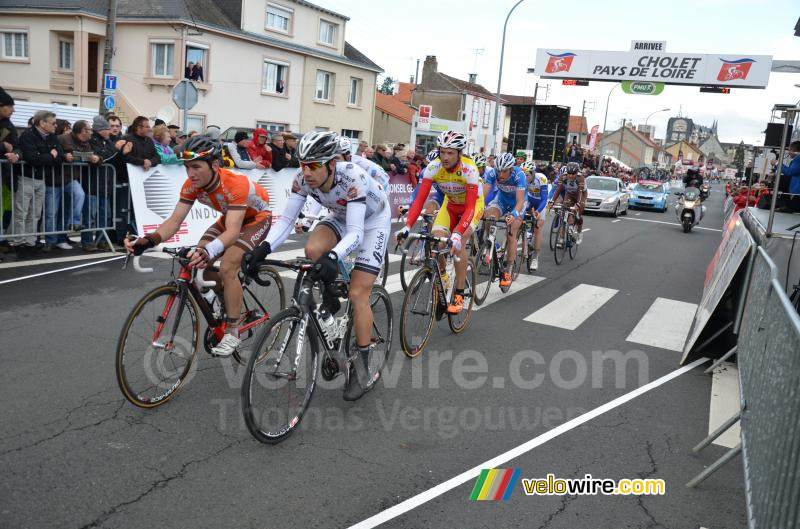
[386,172,414,219]
[128,164,298,248]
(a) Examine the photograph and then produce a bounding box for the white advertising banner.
[128,164,299,248]
[535,49,772,88]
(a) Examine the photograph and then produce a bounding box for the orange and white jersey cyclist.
[396,130,485,314]
[124,134,271,357]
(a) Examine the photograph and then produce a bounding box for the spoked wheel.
[400,237,425,292]
[512,229,525,280]
[474,240,494,305]
[116,285,199,408]
[554,218,568,265]
[234,265,286,366]
[448,258,477,334]
[242,307,318,444]
[343,285,393,390]
[400,267,437,358]
[569,227,579,260]
[549,213,561,251]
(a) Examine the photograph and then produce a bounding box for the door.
[87,41,98,93]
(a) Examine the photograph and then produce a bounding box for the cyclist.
[521,161,549,271]
[125,135,271,357]
[474,152,497,205]
[245,131,391,401]
[482,153,527,288]
[396,130,484,314]
[548,165,567,201]
[547,161,586,245]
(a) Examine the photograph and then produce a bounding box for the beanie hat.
[92,115,110,131]
[234,131,249,143]
[0,88,14,107]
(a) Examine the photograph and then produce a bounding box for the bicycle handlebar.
[196,269,216,288]
[131,255,154,273]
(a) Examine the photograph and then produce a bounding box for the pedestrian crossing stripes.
[524,284,618,330]
[625,297,698,352]
[474,275,546,310]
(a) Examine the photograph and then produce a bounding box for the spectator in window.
[81,115,118,251]
[117,116,159,171]
[14,111,66,257]
[269,132,292,171]
[184,62,195,80]
[247,128,272,169]
[151,125,180,165]
[283,132,300,168]
[226,131,263,170]
[191,61,204,83]
[390,145,407,175]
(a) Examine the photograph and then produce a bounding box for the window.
[59,40,72,70]
[266,4,292,33]
[262,60,288,95]
[185,43,208,82]
[2,31,28,59]
[482,100,491,128]
[256,121,286,133]
[471,99,480,126]
[348,78,361,106]
[314,127,330,132]
[319,20,337,46]
[315,70,332,102]
[185,114,205,135]
[151,42,174,77]
[341,129,360,139]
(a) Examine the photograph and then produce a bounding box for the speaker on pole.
[764,123,793,148]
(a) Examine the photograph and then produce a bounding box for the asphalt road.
[0,182,746,529]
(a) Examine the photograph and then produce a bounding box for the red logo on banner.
[143,222,189,244]
[716,58,755,82]
[545,53,577,74]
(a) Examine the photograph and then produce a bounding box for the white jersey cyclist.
[267,161,391,274]
[351,153,390,189]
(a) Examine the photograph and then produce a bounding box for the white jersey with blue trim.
[351,153,390,189]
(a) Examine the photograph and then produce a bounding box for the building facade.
[0,0,381,137]
[372,91,413,147]
[599,124,668,168]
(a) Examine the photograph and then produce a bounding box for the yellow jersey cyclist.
[396,130,484,314]
[244,131,391,401]
[482,153,527,287]
[125,134,272,357]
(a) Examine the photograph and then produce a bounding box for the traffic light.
[699,86,731,94]
[562,79,589,86]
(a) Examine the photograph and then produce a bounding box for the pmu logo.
[545,52,577,74]
[717,58,755,82]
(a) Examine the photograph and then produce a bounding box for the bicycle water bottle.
[316,307,339,346]
[339,258,354,280]
[202,288,222,319]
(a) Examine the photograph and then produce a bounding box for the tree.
[734,141,745,172]
[378,76,396,95]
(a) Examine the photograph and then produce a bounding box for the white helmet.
[496,153,515,171]
[436,130,468,151]
[473,153,487,168]
[426,149,439,163]
[297,131,340,163]
[520,161,535,173]
[337,136,353,155]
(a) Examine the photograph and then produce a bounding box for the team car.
[628,180,669,212]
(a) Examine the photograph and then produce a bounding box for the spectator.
[83,115,118,251]
[14,111,64,257]
[167,124,180,144]
[205,125,221,142]
[226,131,261,170]
[405,151,421,187]
[118,116,159,170]
[775,140,800,212]
[247,128,272,169]
[372,144,394,173]
[566,138,582,163]
[188,130,199,137]
[364,145,375,159]
[283,132,300,168]
[55,119,71,137]
[173,130,188,154]
[390,145,407,174]
[56,121,96,249]
[151,124,180,165]
[107,114,123,141]
[357,140,369,156]
[184,62,195,80]
[0,88,20,260]
[153,118,166,129]
[191,62,204,83]
[269,133,292,171]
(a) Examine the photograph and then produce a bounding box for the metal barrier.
[0,160,122,252]
[688,246,800,529]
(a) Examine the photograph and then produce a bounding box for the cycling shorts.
[200,215,271,253]
[487,194,520,216]
[433,195,485,235]
[527,196,545,212]
[427,188,445,207]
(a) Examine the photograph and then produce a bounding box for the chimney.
[422,55,437,84]
[410,75,415,84]
[468,73,477,84]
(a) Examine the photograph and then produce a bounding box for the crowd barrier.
[0,160,120,250]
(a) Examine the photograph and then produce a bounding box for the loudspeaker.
[764,123,793,148]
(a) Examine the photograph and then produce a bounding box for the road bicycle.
[398,211,437,291]
[399,233,476,357]
[551,204,580,265]
[474,217,519,304]
[241,257,392,444]
[116,247,285,408]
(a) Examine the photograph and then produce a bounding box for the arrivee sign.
[535,49,772,88]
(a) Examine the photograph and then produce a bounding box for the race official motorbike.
[674,187,705,233]
[700,182,710,201]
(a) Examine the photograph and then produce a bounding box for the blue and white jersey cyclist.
[244,131,391,402]
[520,161,548,271]
[482,152,528,288]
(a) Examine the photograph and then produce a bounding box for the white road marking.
[626,298,698,352]
[0,256,126,285]
[0,251,119,269]
[524,284,618,330]
[612,220,621,223]
[620,216,722,232]
[635,213,641,216]
[709,362,741,448]
[348,357,710,529]
[474,274,546,310]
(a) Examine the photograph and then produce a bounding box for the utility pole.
[99,0,117,115]
[618,119,626,162]
[579,100,595,145]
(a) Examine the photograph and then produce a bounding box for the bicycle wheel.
[343,285,393,389]
[549,213,561,251]
[116,285,199,408]
[554,218,568,265]
[448,258,477,333]
[242,307,319,444]
[376,249,389,288]
[400,267,437,358]
[400,237,424,292]
[234,266,287,366]
[511,229,525,280]
[569,227,579,260]
[474,240,494,305]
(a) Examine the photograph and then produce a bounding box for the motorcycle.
[674,187,705,233]
[700,182,710,201]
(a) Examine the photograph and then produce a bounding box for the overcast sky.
[317,0,800,145]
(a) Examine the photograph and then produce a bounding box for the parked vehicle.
[585,176,629,217]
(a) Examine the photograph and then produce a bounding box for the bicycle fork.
[153,284,189,354]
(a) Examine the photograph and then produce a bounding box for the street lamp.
[491,0,528,155]
[644,108,671,126]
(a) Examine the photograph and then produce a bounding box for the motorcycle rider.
[683,166,702,189]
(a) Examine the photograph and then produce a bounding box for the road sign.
[171,79,198,111]
[621,80,665,95]
[103,74,117,93]
[103,96,116,111]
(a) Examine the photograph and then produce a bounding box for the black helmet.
[686,166,700,176]
[298,131,340,163]
[179,134,222,163]
[566,162,581,174]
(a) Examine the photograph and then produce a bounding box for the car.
[585,176,629,217]
[628,180,669,212]
[220,126,254,142]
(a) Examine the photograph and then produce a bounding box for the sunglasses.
[300,161,324,171]
[178,149,213,160]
